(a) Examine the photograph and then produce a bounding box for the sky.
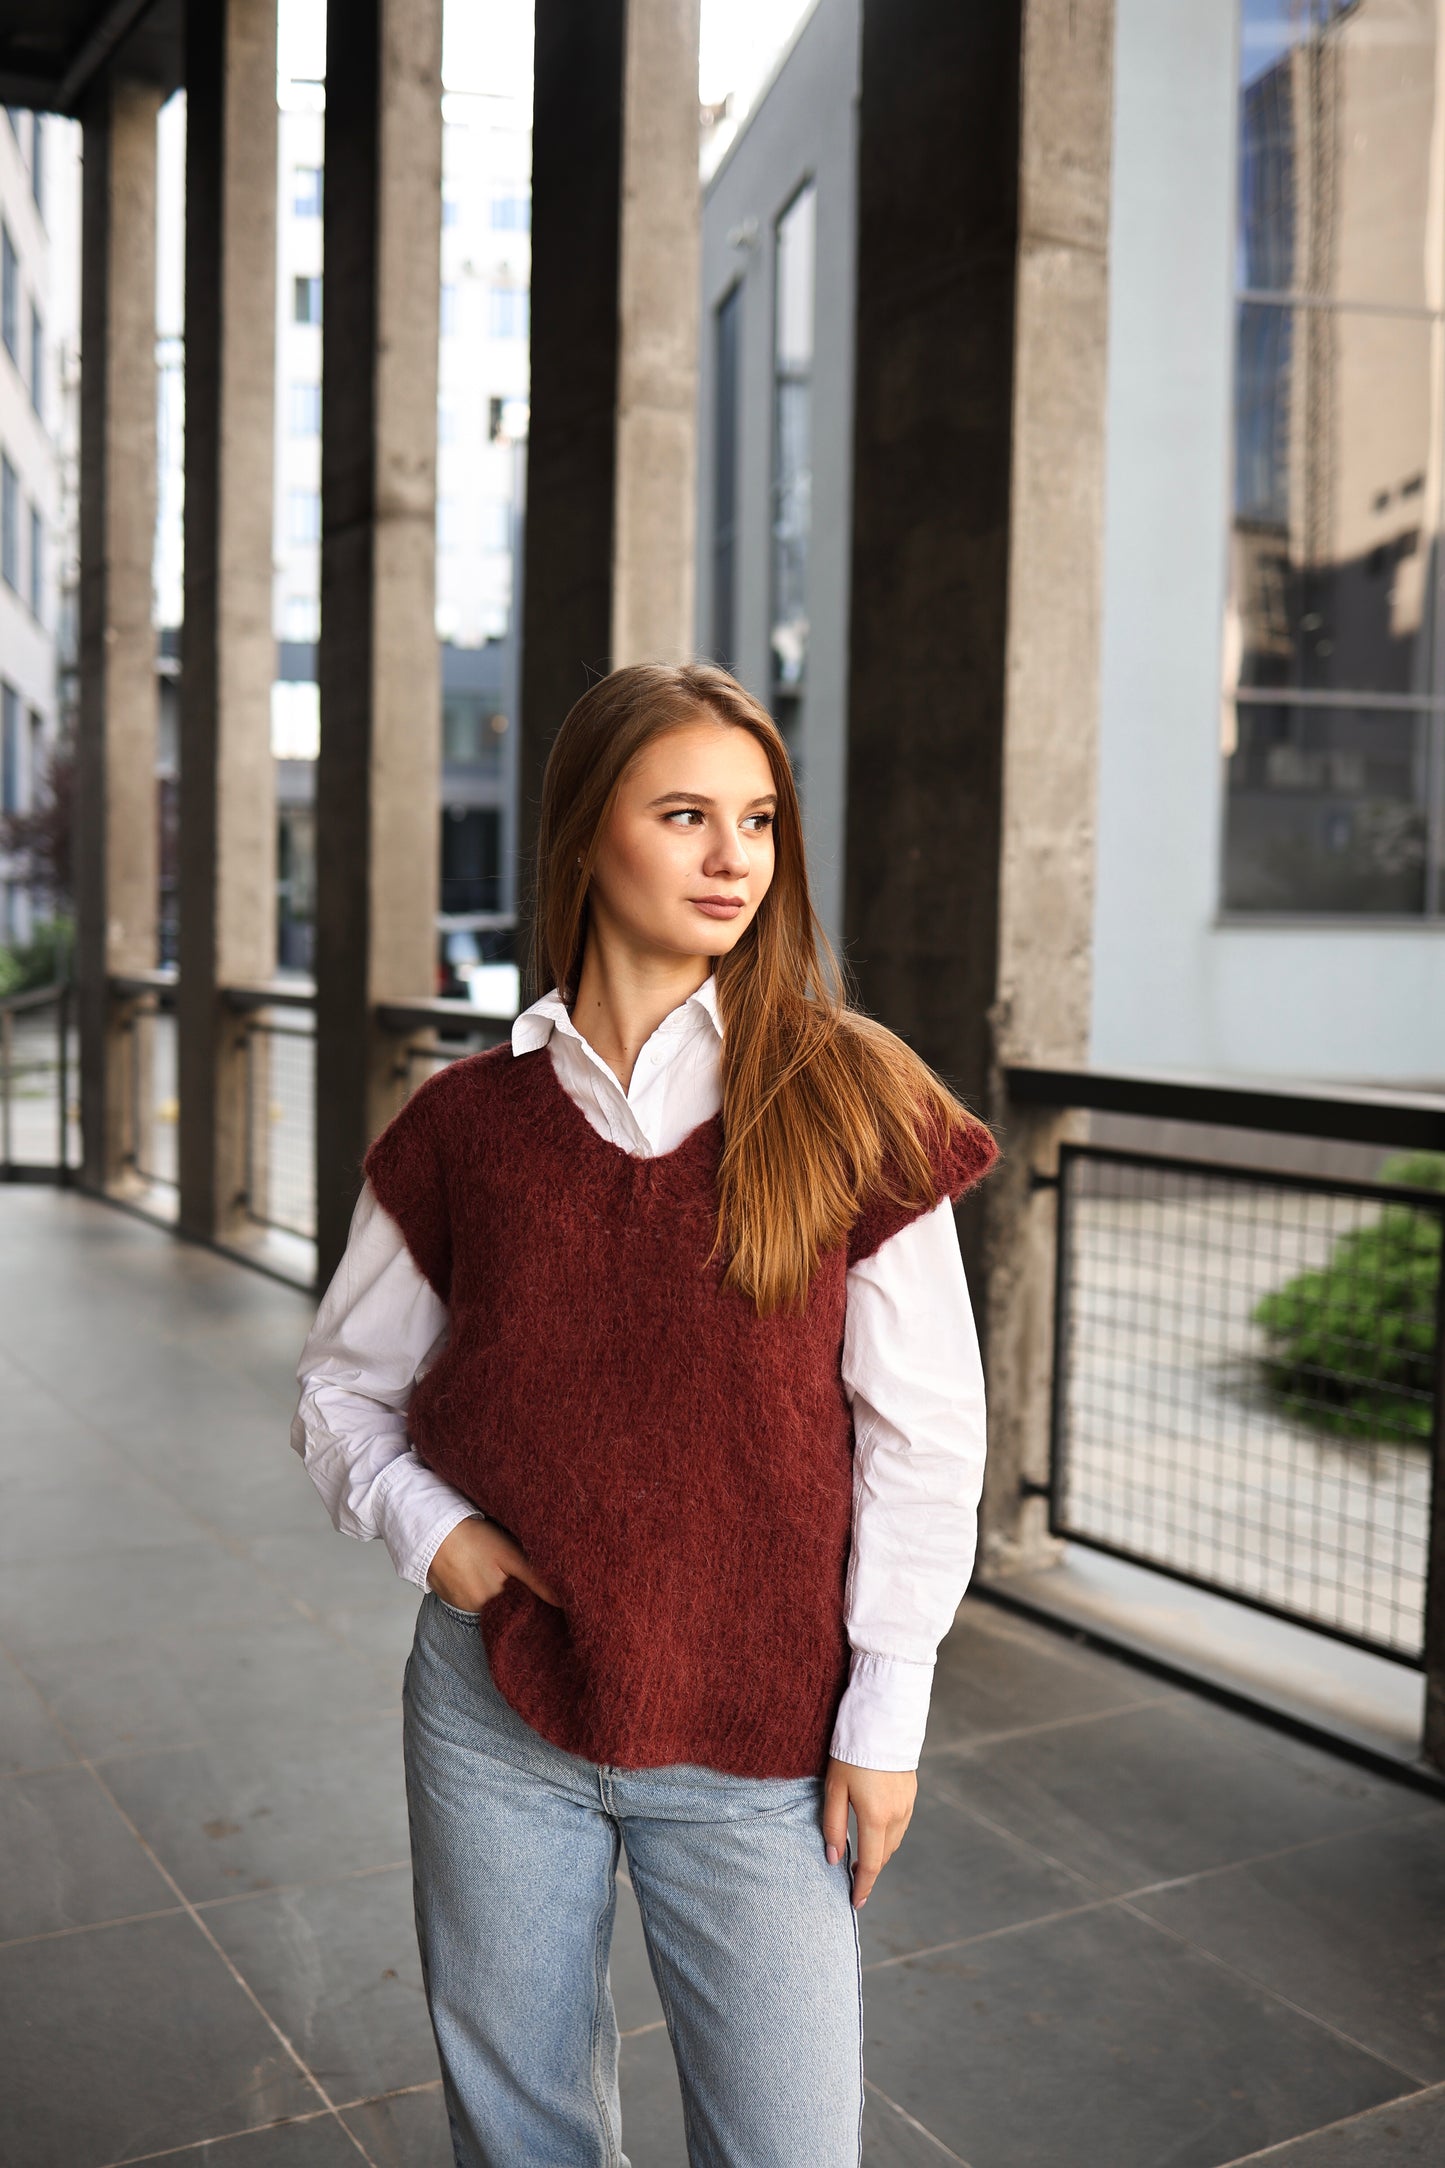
[278,0,817,122]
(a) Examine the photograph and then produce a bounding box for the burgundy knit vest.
[363,1041,998,1778]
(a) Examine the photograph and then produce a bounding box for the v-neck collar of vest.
[516,1041,723,1174]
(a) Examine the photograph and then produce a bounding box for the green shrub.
[0,916,73,998]
[1250,1150,1444,1444]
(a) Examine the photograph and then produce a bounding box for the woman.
[291,661,1000,2168]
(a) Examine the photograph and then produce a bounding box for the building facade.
[699,0,1445,1086]
[0,104,77,953]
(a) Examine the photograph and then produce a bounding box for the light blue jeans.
[402,1590,865,2167]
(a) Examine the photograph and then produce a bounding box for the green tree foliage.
[1251,1152,1445,1444]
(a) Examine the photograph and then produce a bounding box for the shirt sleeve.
[289,1177,484,1590]
[829,1193,988,1772]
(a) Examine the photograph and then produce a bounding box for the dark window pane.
[712,282,740,667]
[441,807,502,912]
[1222,700,1431,913]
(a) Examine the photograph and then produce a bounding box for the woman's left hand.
[822,1758,917,1908]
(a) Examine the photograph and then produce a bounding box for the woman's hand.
[822,1758,918,1908]
[427,1516,564,1613]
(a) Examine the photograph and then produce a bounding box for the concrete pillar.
[176,0,279,1246]
[843,0,1116,1576]
[314,0,443,1284]
[75,75,161,1195]
[517,0,701,900]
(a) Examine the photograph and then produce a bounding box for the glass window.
[442,194,459,229]
[27,501,40,617]
[0,454,17,590]
[443,696,507,772]
[1,224,16,362]
[441,805,503,910]
[712,283,741,668]
[440,282,458,337]
[287,381,320,436]
[1224,0,1445,915]
[30,113,41,217]
[1,682,19,815]
[490,191,530,231]
[293,275,322,326]
[28,299,40,417]
[293,165,323,216]
[487,285,528,340]
[286,488,320,545]
[770,182,815,767]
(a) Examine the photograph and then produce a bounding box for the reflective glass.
[1229,303,1440,698]
[1239,0,1445,311]
[1222,700,1431,911]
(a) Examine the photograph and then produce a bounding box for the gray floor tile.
[340,2083,452,2168]
[0,1471,206,1566]
[613,1872,669,2033]
[17,1612,402,1762]
[863,2087,969,2164]
[0,1541,296,1661]
[100,1711,411,1901]
[0,1910,321,2167]
[1135,1811,1445,2084]
[323,1599,425,1680]
[1218,2085,1445,2164]
[0,1650,73,1776]
[123,2113,366,2165]
[924,1602,1176,1754]
[0,1763,175,1942]
[204,1868,438,2103]
[247,1527,417,1616]
[618,2021,689,2168]
[860,1765,1095,1965]
[859,1902,1407,2168]
[945,1697,1412,1896]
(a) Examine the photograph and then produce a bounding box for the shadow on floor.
[1,1187,1443,2167]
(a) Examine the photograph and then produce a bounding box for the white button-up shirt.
[290,973,989,1771]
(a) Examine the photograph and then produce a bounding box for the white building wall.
[1092,0,1445,1085]
[0,107,77,947]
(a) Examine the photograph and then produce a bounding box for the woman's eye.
[744,813,775,833]
[665,808,704,826]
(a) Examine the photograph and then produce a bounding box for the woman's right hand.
[427,1516,563,1614]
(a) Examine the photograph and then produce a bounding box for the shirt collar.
[511,971,723,1056]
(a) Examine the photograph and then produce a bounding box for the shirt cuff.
[828,1649,936,1772]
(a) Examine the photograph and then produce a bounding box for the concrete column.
[314,0,443,1284]
[843,0,1116,1576]
[518,0,701,898]
[176,0,279,1244]
[75,75,161,1195]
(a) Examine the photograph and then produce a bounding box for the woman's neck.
[569,940,713,1094]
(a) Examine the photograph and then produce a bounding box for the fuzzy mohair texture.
[364,1042,999,1778]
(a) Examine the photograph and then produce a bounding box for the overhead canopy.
[0,0,182,114]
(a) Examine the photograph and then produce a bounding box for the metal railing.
[0,980,74,1178]
[1010,1065,1445,1700]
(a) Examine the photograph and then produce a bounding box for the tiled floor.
[2,1184,1443,2168]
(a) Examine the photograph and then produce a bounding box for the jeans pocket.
[432,1591,484,1625]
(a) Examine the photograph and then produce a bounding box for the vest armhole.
[362,1076,455,1306]
[846,1114,1000,1269]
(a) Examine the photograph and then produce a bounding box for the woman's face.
[587,717,778,964]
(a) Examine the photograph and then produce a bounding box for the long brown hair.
[531,662,998,1315]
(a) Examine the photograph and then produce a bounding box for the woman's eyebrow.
[644,790,779,809]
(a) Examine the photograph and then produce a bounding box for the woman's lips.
[691,898,745,918]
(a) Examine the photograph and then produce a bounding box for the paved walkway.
[2,1185,1443,2168]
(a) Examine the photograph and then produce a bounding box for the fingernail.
[825,1844,839,1864]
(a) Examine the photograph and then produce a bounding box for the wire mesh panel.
[1051,1145,1443,1664]
[0,987,71,1171]
[244,1018,316,1238]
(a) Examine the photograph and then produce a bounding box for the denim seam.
[589,1823,623,2168]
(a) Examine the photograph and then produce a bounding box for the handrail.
[222,979,318,1013]
[375,997,515,1034]
[0,979,70,1015]
[1005,1062,1445,1152]
[110,968,178,1000]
